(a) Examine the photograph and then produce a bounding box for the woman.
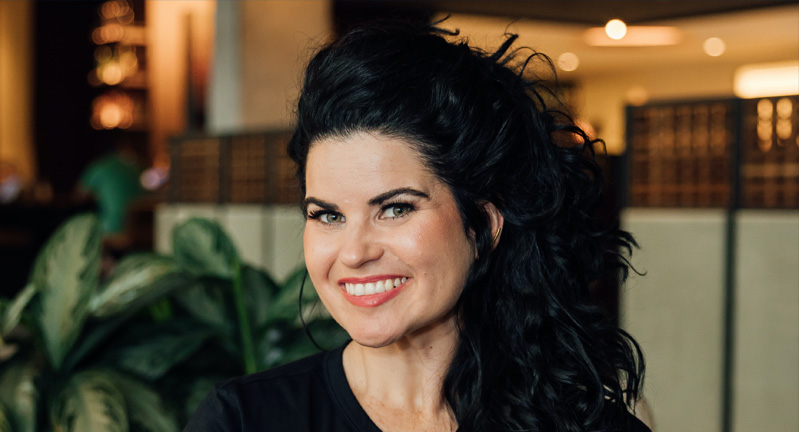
[187,20,648,432]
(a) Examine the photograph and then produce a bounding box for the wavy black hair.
[288,19,644,432]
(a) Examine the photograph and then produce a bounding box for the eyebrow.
[368,187,430,206]
[303,187,430,213]
[303,197,338,214]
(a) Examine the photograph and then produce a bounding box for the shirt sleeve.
[184,386,241,432]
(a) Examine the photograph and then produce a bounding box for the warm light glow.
[703,37,726,57]
[93,23,125,44]
[91,92,135,130]
[557,52,579,72]
[776,97,793,118]
[101,1,121,20]
[101,62,124,85]
[605,19,627,40]
[100,0,132,21]
[99,103,123,128]
[584,26,682,46]
[625,86,650,106]
[776,97,794,140]
[757,99,773,118]
[735,61,799,98]
[119,50,138,70]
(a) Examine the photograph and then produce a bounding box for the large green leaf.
[29,213,101,370]
[1,283,37,336]
[172,218,239,279]
[266,267,326,324]
[0,359,38,432]
[109,372,179,432]
[89,253,193,318]
[240,265,278,331]
[102,322,210,381]
[50,370,128,432]
[172,277,234,335]
[0,404,12,432]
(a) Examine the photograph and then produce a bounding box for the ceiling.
[437,4,799,78]
[395,0,797,25]
[334,1,799,78]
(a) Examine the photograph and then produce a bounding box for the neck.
[343,319,459,427]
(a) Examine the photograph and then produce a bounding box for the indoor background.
[0,1,797,431]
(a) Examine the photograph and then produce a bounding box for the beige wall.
[733,210,799,432]
[622,209,727,432]
[209,0,332,133]
[622,209,799,431]
[0,0,35,183]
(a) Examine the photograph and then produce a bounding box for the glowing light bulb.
[605,19,627,40]
[557,52,579,72]
[703,37,726,57]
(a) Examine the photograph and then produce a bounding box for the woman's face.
[303,133,475,348]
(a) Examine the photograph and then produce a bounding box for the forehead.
[305,133,439,197]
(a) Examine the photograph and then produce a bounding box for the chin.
[346,326,403,349]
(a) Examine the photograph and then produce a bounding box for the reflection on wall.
[0,0,35,186]
[146,0,215,170]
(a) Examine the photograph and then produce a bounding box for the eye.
[381,203,414,219]
[308,210,345,224]
[321,212,344,224]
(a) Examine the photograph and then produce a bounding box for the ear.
[483,201,504,250]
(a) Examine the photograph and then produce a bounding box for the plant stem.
[231,258,257,374]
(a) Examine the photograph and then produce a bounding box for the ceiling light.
[703,37,726,57]
[557,52,580,72]
[585,26,682,46]
[735,61,799,98]
[605,19,627,40]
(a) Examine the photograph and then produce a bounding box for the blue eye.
[382,203,414,219]
[307,210,345,224]
[320,213,344,224]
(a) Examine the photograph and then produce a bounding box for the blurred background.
[0,1,797,431]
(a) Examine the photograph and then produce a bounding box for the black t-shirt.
[185,344,651,432]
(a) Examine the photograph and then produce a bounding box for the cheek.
[303,227,335,283]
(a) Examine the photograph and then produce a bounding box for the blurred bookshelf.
[626,95,799,209]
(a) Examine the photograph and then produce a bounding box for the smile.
[336,275,410,307]
[343,277,407,296]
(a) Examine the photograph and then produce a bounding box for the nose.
[338,222,383,268]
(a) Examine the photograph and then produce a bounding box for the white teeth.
[343,277,408,296]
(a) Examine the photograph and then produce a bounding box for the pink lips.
[337,275,408,307]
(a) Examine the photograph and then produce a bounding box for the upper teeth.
[345,277,407,296]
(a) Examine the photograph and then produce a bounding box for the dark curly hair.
[289,19,644,432]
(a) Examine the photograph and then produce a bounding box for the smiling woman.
[186,19,649,432]
[303,133,482,349]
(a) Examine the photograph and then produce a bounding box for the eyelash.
[381,201,415,219]
[305,201,416,223]
[306,209,342,223]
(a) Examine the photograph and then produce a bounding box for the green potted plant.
[0,214,347,431]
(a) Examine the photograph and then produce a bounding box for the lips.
[337,275,409,307]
